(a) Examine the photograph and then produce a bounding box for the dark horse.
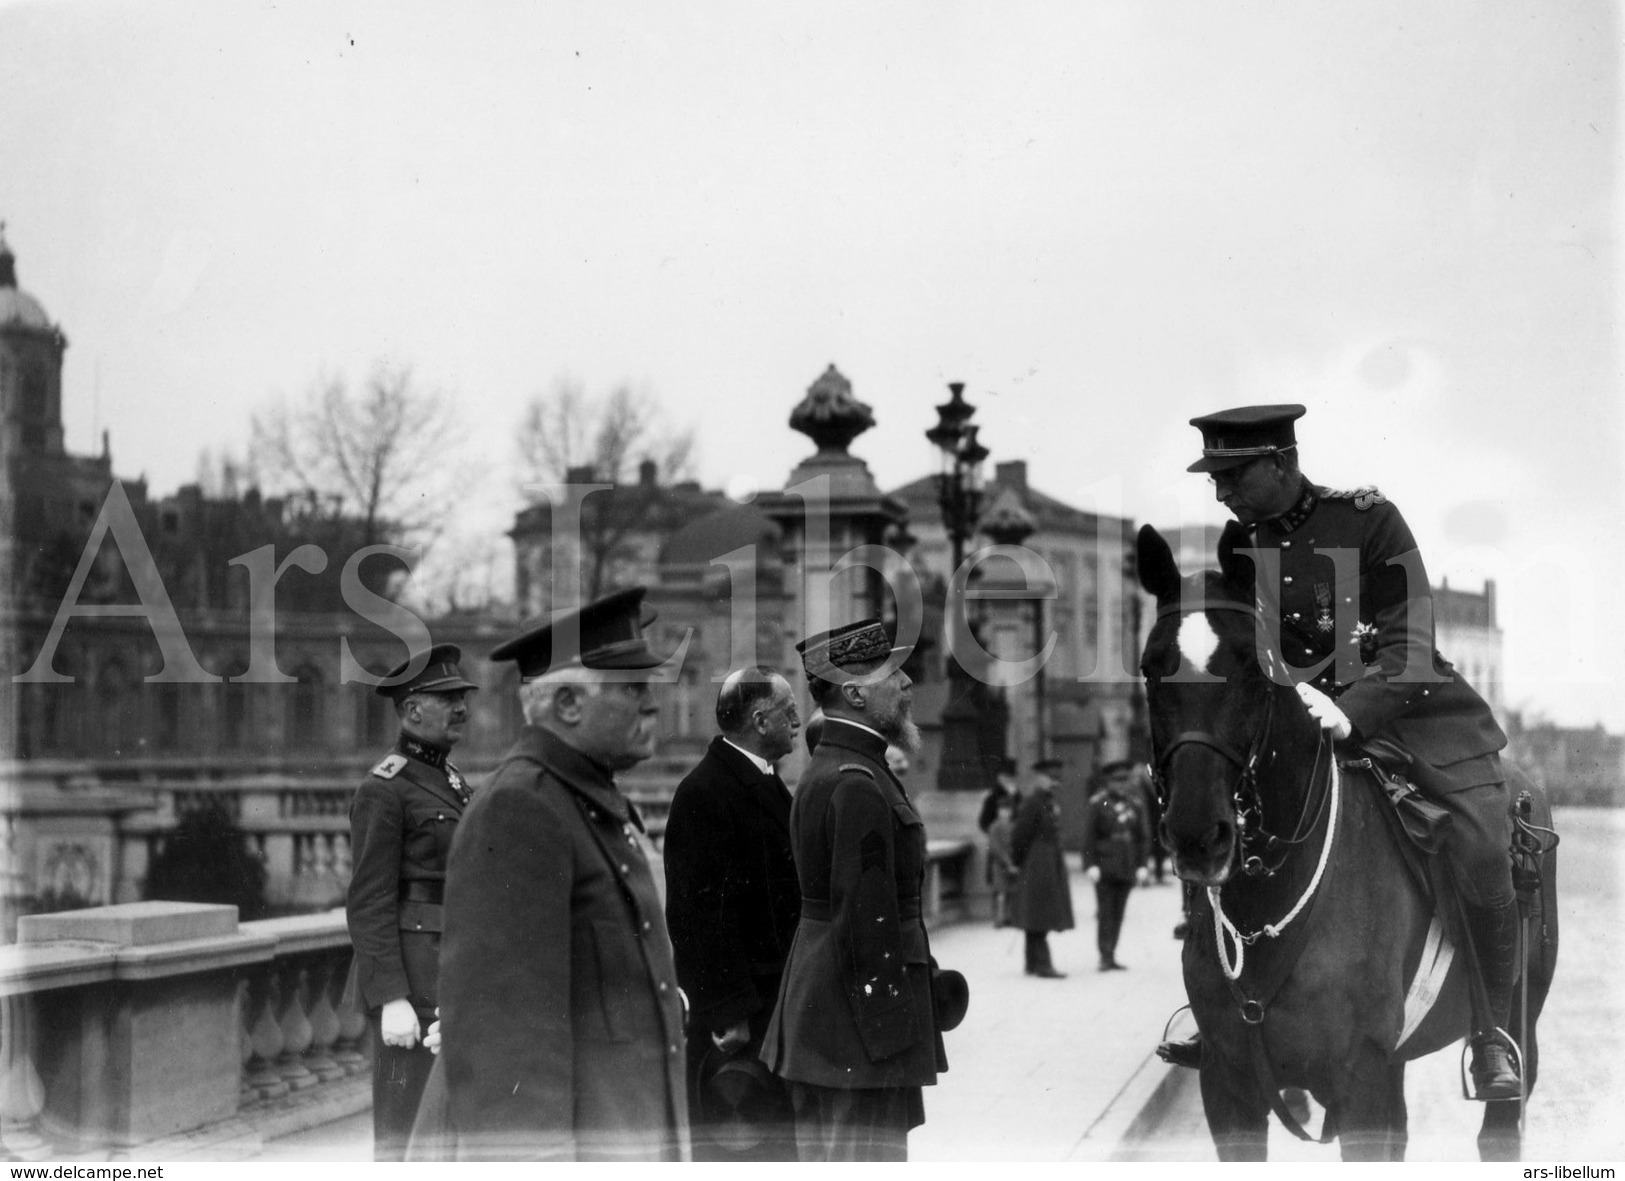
[1136,523,1559,1161]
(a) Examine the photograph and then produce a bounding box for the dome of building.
[0,225,54,331]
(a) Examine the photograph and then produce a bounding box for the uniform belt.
[801,897,920,922]
[399,880,444,905]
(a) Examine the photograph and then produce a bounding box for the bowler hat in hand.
[697,1046,788,1153]
[931,966,970,1032]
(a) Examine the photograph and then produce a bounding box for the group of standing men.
[980,756,1156,977]
[345,597,964,1162]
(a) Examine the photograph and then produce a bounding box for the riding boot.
[1466,899,1522,1101]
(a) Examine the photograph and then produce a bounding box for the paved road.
[266,806,1623,1163]
[1122,806,1625,1162]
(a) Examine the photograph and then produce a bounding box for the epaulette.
[370,754,407,780]
[838,762,876,780]
[1320,485,1387,511]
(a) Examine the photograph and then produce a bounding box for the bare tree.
[517,378,695,491]
[252,361,466,550]
[516,377,697,600]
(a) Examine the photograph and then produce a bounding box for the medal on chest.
[1314,581,1335,633]
[447,766,469,805]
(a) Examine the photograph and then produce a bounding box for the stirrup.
[1158,1005,1200,1069]
[1459,1027,1523,1102]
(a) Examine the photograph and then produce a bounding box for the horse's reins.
[1150,596,1343,1143]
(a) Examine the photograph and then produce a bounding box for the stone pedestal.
[19,903,267,1148]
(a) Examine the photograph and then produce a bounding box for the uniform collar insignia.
[398,733,450,770]
[1268,479,1320,533]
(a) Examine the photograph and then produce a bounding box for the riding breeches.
[1407,752,1515,909]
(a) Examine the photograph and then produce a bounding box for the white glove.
[423,1009,441,1056]
[1296,682,1353,740]
[1135,866,1151,886]
[380,997,421,1048]
[1085,865,1101,884]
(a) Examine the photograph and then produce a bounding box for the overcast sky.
[2,1,1619,729]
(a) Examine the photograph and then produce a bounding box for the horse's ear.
[1136,524,1181,601]
[1217,521,1257,593]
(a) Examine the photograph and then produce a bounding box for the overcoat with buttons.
[435,724,689,1161]
[346,734,470,1020]
[761,718,945,1091]
[1243,481,1506,791]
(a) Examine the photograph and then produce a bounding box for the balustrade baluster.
[303,959,345,1083]
[0,995,50,1160]
[330,954,368,1076]
[245,969,289,1101]
[275,962,318,1091]
[238,978,255,1107]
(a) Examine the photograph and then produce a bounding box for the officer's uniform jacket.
[1081,788,1151,884]
[761,718,946,1089]
[436,725,688,1161]
[663,735,800,1037]
[1008,784,1075,933]
[1245,480,1507,791]
[346,733,471,1019]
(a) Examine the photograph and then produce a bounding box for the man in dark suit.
[664,665,802,1160]
[1160,404,1522,1100]
[345,643,478,1160]
[1082,759,1152,971]
[432,587,689,1160]
[761,618,956,1162]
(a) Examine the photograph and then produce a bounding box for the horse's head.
[1136,522,1284,887]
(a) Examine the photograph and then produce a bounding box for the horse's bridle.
[1147,598,1289,877]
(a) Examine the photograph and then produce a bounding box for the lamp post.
[927,383,992,791]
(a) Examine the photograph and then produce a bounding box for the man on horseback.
[1157,403,1522,1103]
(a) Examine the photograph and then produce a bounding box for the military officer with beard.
[346,643,478,1160]
[762,619,965,1162]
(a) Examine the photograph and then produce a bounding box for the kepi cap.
[1187,404,1306,473]
[490,586,665,679]
[375,643,479,702]
[796,617,910,681]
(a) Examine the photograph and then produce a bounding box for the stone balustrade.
[0,901,366,1160]
[4,755,685,938]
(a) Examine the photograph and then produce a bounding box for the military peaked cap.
[1099,758,1137,777]
[796,617,910,680]
[1032,757,1065,774]
[375,642,479,701]
[1187,403,1306,472]
[490,586,664,679]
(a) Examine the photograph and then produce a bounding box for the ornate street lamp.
[928,383,994,791]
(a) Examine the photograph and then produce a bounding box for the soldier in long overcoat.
[1008,758,1075,977]
[345,643,478,1160]
[428,588,689,1160]
[761,618,960,1162]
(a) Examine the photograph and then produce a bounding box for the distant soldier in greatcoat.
[1082,759,1153,971]
[1009,757,1075,978]
[345,643,478,1160]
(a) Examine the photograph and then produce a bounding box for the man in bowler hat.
[761,618,961,1161]
[345,643,478,1160]
[664,665,803,1160]
[431,587,689,1159]
[1158,404,1523,1100]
